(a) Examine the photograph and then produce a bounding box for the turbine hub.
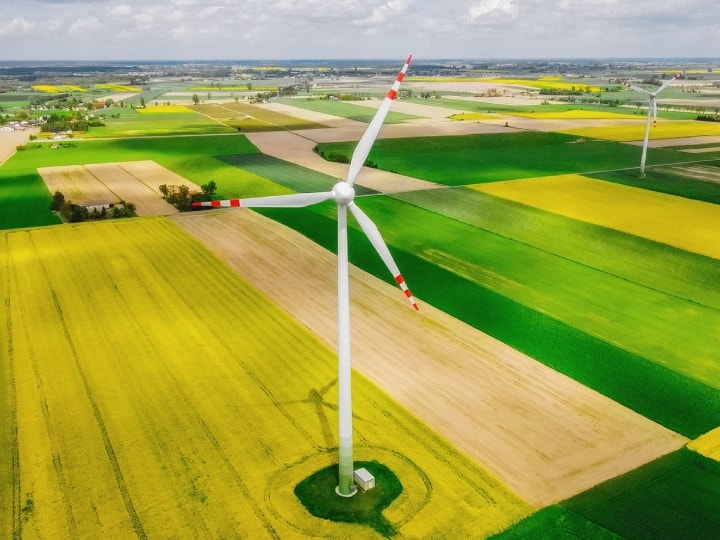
[332,181,355,206]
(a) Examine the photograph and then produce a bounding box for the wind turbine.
[624,74,679,177]
[193,56,417,497]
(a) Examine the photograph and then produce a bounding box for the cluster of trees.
[50,191,136,223]
[312,146,379,169]
[159,181,217,211]
[40,113,105,133]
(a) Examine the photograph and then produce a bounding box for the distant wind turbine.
[193,55,417,497]
[624,74,679,177]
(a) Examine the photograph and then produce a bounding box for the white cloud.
[467,0,518,22]
[1,0,719,60]
[134,11,155,30]
[0,17,34,37]
[109,4,134,17]
[198,6,223,17]
[68,16,104,34]
[354,0,411,27]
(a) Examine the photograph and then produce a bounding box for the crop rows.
[1,217,530,538]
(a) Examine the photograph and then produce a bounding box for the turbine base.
[335,484,358,498]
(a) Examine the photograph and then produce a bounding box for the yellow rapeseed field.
[558,120,720,141]
[136,105,195,114]
[688,427,720,462]
[94,83,141,93]
[510,110,642,120]
[1,217,530,538]
[31,85,61,93]
[31,84,88,93]
[472,174,720,260]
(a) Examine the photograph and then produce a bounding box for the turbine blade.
[624,82,652,96]
[192,191,332,208]
[349,203,418,310]
[657,74,679,93]
[345,55,412,187]
[652,99,658,128]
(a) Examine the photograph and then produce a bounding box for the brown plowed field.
[172,208,687,506]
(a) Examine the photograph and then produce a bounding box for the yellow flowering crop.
[2,218,530,538]
[473,174,720,259]
[136,105,195,114]
[688,427,720,461]
[558,120,720,141]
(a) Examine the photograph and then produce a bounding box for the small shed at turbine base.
[354,468,375,491]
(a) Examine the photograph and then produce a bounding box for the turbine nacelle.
[332,181,355,206]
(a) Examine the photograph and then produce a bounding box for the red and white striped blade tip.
[192,199,241,207]
[395,274,419,310]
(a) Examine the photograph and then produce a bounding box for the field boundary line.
[83,165,123,202]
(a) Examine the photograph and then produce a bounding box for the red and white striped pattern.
[386,55,412,101]
[192,199,241,207]
[395,274,419,311]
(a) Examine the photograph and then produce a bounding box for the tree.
[192,94,200,105]
[201,180,217,198]
[50,191,65,211]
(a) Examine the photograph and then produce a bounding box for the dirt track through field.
[172,209,687,506]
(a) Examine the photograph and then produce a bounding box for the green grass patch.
[277,98,421,124]
[316,132,692,185]
[217,154,377,196]
[192,102,327,132]
[0,169,61,229]
[490,506,621,540]
[294,460,401,537]
[83,108,235,137]
[562,448,720,539]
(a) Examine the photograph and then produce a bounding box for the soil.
[172,208,687,506]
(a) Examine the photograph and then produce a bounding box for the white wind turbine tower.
[193,56,418,497]
[624,74,679,177]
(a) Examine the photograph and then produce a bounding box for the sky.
[1,0,719,61]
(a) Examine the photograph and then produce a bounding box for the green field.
[502,448,720,540]
[0,218,530,538]
[316,131,692,185]
[192,102,327,132]
[277,98,422,124]
[82,108,236,137]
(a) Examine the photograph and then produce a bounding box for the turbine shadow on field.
[308,378,337,449]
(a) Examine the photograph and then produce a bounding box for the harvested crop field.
[173,208,687,506]
[38,160,201,216]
